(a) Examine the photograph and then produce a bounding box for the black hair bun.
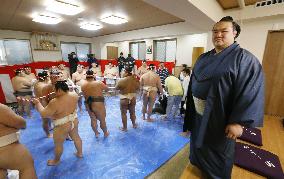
[220,16,234,22]
[86,70,94,76]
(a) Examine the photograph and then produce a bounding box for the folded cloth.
[234,142,284,179]
[238,127,263,146]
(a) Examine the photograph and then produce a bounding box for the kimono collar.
[193,42,239,82]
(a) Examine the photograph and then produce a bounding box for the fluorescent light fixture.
[46,0,84,16]
[100,15,128,25]
[32,14,62,24]
[80,22,102,31]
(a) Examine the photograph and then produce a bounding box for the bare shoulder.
[80,80,87,88]
[0,103,9,113]
[69,91,79,100]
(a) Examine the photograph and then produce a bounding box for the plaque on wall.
[32,31,59,51]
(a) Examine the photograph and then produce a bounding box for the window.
[61,42,91,61]
[129,41,146,60]
[154,39,176,61]
[0,39,32,65]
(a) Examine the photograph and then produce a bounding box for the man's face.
[108,63,113,68]
[159,63,164,68]
[77,65,83,73]
[19,70,25,77]
[91,63,97,68]
[58,64,65,70]
[212,21,237,50]
[24,67,31,74]
[142,62,147,67]
[50,74,59,84]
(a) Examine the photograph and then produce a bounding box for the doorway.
[107,46,118,59]
[262,30,284,117]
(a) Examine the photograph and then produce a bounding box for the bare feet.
[161,115,168,120]
[104,131,110,138]
[180,131,190,137]
[95,132,100,138]
[119,127,127,132]
[133,123,138,129]
[47,133,53,138]
[47,159,60,166]
[74,152,83,158]
[66,135,73,141]
[147,118,154,122]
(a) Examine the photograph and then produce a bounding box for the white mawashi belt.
[0,132,19,148]
[119,93,136,100]
[193,96,206,116]
[53,111,77,130]
[143,86,158,97]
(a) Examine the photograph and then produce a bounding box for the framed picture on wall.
[146,45,152,54]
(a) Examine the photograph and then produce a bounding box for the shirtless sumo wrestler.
[33,81,82,166]
[0,104,37,179]
[81,70,109,138]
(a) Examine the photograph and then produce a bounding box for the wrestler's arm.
[101,82,109,92]
[157,77,163,95]
[22,80,32,88]
[115,80,121,90]
[0,104,26,129]
[71,73,77,83]
[33,98,57,118]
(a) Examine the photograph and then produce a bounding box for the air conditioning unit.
[255,0,283,7]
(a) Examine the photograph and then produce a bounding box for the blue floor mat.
[20,96,190,179]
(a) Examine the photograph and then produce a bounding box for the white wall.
[98,33,207,66]
[176,33,208,66]
[0,29,94,62]
[237,16,284,62]
[118,41,129,57]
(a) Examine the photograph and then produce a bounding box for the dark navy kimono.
[184,42,264,179]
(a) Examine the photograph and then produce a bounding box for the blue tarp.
[20,96,190,179]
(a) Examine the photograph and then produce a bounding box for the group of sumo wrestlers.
[0,61,163,178]
[0,16,265,179]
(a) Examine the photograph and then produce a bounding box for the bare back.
[34,81,48,98]
[140,71,163,91]
[81,80,108,98]
[116,76,140,94]
[48,92,79,120]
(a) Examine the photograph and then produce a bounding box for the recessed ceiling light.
[46,0,84,16]
[32,14,62,24]
[100,15,128,25]
[80,22,102,31]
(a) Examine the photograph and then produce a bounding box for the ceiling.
[0,0,184,38]
[217,0,263,10]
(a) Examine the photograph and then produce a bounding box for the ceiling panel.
[0,0,184,37]
[217,0,239,10]
[245,0,264,6]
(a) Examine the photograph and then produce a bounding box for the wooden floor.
[180,115,284,179]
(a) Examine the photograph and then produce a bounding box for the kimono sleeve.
[228,52,264,127]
